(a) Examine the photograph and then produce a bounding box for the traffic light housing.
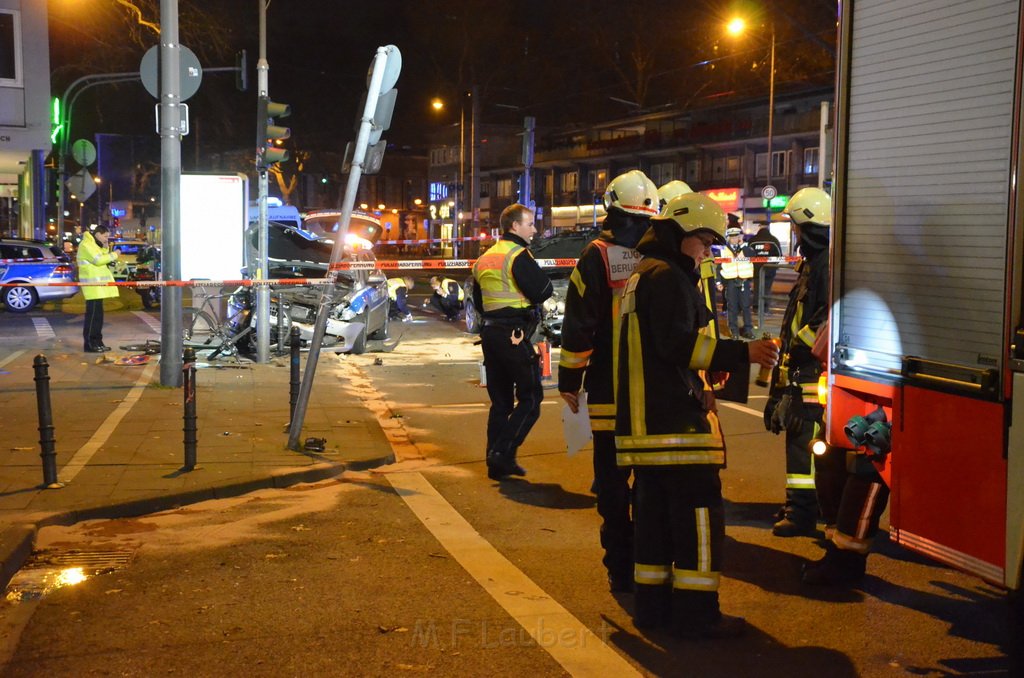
[257,95,291,169]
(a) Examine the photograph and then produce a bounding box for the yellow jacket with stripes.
[614,226,751,469]
[76,232,119,301]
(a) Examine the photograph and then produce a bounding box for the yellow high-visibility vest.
[472,240,532,312]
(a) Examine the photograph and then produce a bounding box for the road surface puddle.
[4,549,133,602]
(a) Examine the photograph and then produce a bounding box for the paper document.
[562,391,593,456]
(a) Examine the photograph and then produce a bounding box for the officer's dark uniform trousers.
[481,321,543,460]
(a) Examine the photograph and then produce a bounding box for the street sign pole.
[288,44,400,451]
[256,0,271,364]
[159,0,184,387]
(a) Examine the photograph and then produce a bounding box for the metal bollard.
[289,326,301,428]
[32,355,63,489]
[183,346,197,470]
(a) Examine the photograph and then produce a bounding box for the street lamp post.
[727,16,777,195]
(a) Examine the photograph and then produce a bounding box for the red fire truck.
[825,0,1023,608]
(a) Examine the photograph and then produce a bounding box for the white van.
[247,199,301,231]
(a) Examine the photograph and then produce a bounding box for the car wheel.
[3,285,37,313]
[464,294,481,334]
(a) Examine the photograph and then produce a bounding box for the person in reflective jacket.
[559,169,660,593]
[615,192,779,638]
[472,203,553,480]
[427,275,465,321]
[387,276,414,321]
[764,187,832,537]
[76,225,120,353]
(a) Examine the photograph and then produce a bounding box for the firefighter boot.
[772,512,817,537]
[802,545,867,587]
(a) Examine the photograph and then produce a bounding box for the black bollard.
[32,355,62,489]
[289,326,301,428]
[183,346,197,470]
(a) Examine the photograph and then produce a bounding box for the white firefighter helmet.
[603,170,660,217]
[784,187,832,227]
[657,180,693,215]
[725,226,743,238]
[656,192,728,245]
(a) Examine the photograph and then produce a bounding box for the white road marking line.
[0,350,25,369]
[31,318,55,339]
[719,400,765,418]
[132,310,162,335]
[343,356,638,676]
[60,362,157,483]
[387,471,640,677]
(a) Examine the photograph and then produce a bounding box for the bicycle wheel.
[183,307,217,344]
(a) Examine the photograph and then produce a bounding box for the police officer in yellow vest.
[76,224,120,353]
[427,275,465,322]
[615,192,779,637]
[386,276,414,321]
[717,220,756,339]
[472,203,553,480]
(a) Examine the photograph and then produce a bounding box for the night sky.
[47,0,838,158]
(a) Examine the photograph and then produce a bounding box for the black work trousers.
[430,293,462,320]
[593,429,632,578]
[83,299,105,349]
[389,288,411,318]
[480,324,543,463]
[633,467,725,630]
[784,416,820,525]
[724,279,753,335]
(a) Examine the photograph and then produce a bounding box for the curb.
[0,451,395,591]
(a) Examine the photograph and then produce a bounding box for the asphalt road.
[0,298,1019,677]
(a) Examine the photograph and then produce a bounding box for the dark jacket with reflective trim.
[769,245,829,401]
[614,222,750,469]
[558,229,641,426]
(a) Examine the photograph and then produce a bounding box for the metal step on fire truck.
[824,0,1024,611]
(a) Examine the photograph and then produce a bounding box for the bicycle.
[182,289,254,362]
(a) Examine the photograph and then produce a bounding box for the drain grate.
[5,548,135,602]
[26,548,135,570]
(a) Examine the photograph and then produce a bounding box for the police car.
[0,238,78,312]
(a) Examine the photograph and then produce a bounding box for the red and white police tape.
[1,256,800,287]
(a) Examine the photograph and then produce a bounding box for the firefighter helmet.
[603,170,660,217]
[655,192,728,245]
[784,187,832,227]
[657,180,693,214]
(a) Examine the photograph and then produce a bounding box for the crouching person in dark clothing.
[615,193,779,638]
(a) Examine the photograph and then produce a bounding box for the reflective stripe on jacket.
[76,232,119,301]
[472,240,532,312]
[717,246,754,279]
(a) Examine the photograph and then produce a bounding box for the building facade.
[427,87,833,246]
[0,0,50,239]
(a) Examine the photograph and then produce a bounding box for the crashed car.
[231,220,390,354]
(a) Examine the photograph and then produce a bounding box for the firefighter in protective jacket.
[558,169,660,592]
[765,187,831,537]
[615,192,779,637]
